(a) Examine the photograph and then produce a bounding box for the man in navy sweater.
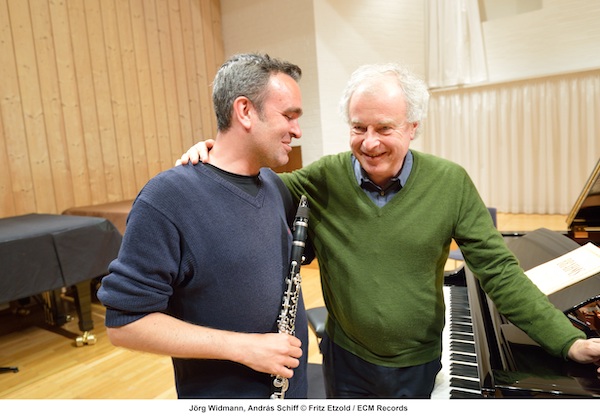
[97,53,308,398]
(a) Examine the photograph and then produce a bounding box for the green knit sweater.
[280,150,584,367]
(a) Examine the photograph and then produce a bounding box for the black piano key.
[450,363,479,379]
[450,341,476,354]
[450,322,473,333]
[450,389,483,399]
[450,310,471,318]
[450,331,474,342]
[450,377,481,391]
[450,352,477,363]
[450,309,469,314]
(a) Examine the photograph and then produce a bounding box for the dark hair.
[212,53,302,131]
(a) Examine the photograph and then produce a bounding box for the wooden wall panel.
[0,0,34,215]
[113,0,151,193]
[49,0,92,206]
[0,0,222,218]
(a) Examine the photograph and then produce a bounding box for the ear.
[409,121,419,140]
[232,96,253,130]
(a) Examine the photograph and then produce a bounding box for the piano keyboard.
[445,284,483,398]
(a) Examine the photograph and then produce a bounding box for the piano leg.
[71,280,96,347]
[40,281,97,347]
[42,290,70,327]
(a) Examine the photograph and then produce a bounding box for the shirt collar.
[352,150,413,193]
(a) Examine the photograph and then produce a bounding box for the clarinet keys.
[270,376,289,399]
[270,195,310,400]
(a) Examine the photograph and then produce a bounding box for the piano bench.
[307,306,327,339]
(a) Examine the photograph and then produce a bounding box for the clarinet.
[271,195,310,400]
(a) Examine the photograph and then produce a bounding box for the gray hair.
[212,53,302,131]
[339,63,429,138]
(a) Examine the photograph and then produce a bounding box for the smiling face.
[252,72,303,169]
[348,74,417,187]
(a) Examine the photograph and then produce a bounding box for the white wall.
[219,0,600,186]
[312,1,426,156]
[219,0,426,164]
[218,0,322,163]
[482,0,600,82]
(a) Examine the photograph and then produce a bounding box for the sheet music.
[525,242,600,295]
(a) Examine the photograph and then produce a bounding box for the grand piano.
[447,159,600,398]
[0,214,122,347]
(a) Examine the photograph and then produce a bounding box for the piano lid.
[566,158,600,236]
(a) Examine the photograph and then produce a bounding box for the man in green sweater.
[178,63,600,398]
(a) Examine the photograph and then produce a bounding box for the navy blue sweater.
[98,163,308,398]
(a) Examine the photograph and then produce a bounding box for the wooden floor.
[0,213,567,399]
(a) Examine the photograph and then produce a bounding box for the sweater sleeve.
[454,173,586,359]
[98,198,185,327]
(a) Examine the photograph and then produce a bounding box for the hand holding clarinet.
[271,195,310,399]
